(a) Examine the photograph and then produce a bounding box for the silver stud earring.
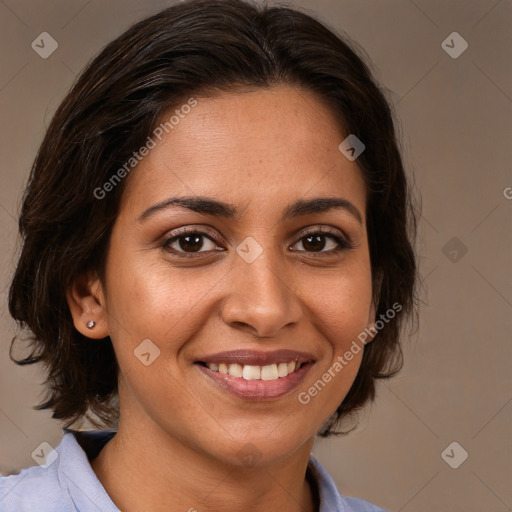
[86,320,96,329]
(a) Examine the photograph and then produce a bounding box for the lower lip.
[195,362,314,401]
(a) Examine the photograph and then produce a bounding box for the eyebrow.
[138,196,363,225]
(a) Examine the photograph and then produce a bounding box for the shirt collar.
[59,429,348,512]
[58,429,119,511]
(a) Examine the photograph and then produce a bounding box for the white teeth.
[228,363,243,378]
[261,364,278,380]
[242,365,261,380]
[278,362,289,377]
[205,360,303,380]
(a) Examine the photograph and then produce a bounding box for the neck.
[90,415,319,512]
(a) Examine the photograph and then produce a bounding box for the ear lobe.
[66,272,109,339]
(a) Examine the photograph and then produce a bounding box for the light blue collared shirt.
[1,430,388,511]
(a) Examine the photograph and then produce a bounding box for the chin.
[207,430,312,469]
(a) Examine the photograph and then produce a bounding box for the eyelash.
[160,226,356,258]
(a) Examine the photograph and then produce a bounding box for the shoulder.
[343,496,390,511]
[308,454,389,512]
[0,460,72,511]
[0,430,118,512]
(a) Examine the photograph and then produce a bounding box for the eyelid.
[295,225,351,243]
[164,225,220,241]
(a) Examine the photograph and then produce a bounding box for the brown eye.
[162,229,221,256]
[290,229,355,254]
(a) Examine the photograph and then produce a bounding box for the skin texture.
[67,85,377,512]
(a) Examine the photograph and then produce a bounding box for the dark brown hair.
[8,0,419,436]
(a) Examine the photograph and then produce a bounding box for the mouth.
[195,360,309,380]
[193,349,316,400]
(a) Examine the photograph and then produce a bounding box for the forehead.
[120,85,367,222]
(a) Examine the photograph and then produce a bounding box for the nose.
[220,248,303,338]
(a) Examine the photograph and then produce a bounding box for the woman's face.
[94,85,375,466]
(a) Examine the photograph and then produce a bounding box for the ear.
[66,271,110,339]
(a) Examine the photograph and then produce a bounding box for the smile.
[194,349,315,400]
[198,361,304,380]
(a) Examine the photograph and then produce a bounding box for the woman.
[1,0,418,510]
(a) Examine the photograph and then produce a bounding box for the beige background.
[1,1,511,511]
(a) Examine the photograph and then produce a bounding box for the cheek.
[309,264,373,349]
[103,250,221,371]
[104,242,190,331]
[302,265,372,401]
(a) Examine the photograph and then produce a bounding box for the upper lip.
[195,349,316,366]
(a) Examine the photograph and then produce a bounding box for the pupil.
[180,234,202,252]
[303,235,325,252]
